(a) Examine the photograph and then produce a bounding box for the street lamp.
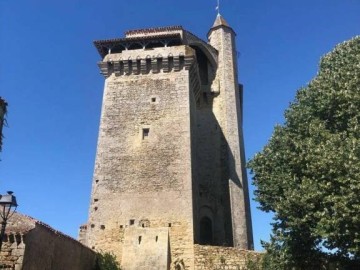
[0,191,18,251]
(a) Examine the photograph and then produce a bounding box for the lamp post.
[0,191,18,251]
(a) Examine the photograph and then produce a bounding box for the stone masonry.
[194,245,261,270]
[81,14,253,270]
[0,212,96,270]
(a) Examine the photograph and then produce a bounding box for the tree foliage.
[248,36,360,268]
[0,97,7,152]
[95,251,121,270]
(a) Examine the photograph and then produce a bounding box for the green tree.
[95,251,121,270]
[0,97,7,152]
[248,36,360,269]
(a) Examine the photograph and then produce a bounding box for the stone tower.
[81,14,253,270]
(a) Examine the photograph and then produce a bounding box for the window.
[130,219,135,225]
[142,128,150,139]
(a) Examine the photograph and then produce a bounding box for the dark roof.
[94,33,182,58]
[93,25,218,66]
[125,26,183,36]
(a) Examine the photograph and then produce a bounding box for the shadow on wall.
[191,46,251,248]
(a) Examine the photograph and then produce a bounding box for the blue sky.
[0,0,359,251]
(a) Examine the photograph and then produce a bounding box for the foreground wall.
[22,225,96,270]
[194,245,262,270]
[0,213,97,270]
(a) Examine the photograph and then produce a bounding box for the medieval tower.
[80,14,253,270]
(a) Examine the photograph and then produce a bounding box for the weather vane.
[215,0,220,15]
[216,0,221,15]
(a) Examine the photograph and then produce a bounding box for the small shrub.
[95,251,121,270]
[245,254,265,270]
[220,255,226,264]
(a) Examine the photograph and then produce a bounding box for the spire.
[213,0,229,27]
[212,14,230,28]
[208,13,234,37]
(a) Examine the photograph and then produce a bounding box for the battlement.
[98,45,197,77]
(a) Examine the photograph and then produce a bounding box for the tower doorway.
[199,216,213,245]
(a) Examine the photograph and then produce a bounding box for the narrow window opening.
[94,199,98,202]
[138,236,142,244]
[15,234,21,245]
[156,236,158,242]
[146,58,151,73]
[94,207,98,211]
[142,224,145,228]
[142,128,150,139]
[179,56,185,69]
[9,235,14,243]
[100,225,105,230]
[136,60,141,73]
[120,225,123,229]
[130,219,135,225]
[157,58,163,71]
[203,92,208,104]
[151,97,156,102]
[168,223,172,227]
[91,224,95,228]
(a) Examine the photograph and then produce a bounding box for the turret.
[207,14,254,249]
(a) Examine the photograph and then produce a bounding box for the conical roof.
[212,14,230,28]
[208,14,235,37]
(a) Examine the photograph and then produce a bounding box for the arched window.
[200,216,213,245]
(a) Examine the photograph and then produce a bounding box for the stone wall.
[22,225,96,270]
[87,45,199,270]
[0,213,96,270]
[0,234,25,270]
[121,227,169,270]
[194,245,262,270]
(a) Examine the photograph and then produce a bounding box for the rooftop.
[94,26,218,63]
[5,212,90,249]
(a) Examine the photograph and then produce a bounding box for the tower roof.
[212,14,230,28]
[208,14,235,37]
[93,26,218,63]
